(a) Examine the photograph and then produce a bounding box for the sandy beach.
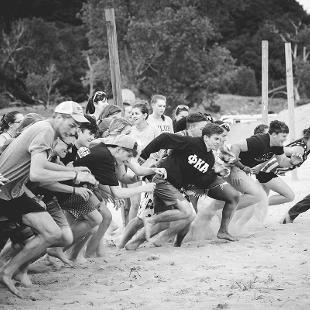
[1,163,310,310]
[1,110,310,310]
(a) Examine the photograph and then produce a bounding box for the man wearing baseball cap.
[0,101,96,297]
[70,134,166,258]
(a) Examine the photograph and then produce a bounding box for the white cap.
[54,101,89,123]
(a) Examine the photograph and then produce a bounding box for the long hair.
[86,90,107,114]
[0,111,20,133]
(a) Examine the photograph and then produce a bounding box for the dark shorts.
[0,193,47,221]
[0,219,34,250]
[256,172,278,184]
[46,197,69,228]
[153,175,185,214]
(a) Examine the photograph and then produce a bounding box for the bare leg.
[229,169,266,210]
[85,204,112,257]
[65,209,102,250]
[127,182,142,221]
[47,226,74,266]
[207,181,240,242]
[0,212,61,297]
[118,217,144,249]
[264,177,295,206]
[125,222,169,250]
[143,198,192,240]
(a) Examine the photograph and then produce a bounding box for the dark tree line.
[0,0,309,111]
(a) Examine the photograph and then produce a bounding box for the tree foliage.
[0,0,309,111]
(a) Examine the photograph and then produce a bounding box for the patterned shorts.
[137,192,155,219]
[61,193,100,219]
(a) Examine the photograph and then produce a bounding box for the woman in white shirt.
[128,102,160,220]
[147,94,174,133]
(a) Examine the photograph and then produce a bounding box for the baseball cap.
[106,134,138,157]
[54,101,89,123]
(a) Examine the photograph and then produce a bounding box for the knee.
[285,191,295,202]
[43,226,62,245]
[183,202,195,220]
[231,192,240,205]
[227,192,240,206]
[101,207,112,224]
[88,212,103,228]
[188,211,196,223]
[61,229,74,247]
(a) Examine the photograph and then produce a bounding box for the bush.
[221,66,258,96]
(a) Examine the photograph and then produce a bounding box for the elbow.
[29,167,43,182]
[29,171,40,182]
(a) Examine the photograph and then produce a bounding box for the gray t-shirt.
[0,120,55,200]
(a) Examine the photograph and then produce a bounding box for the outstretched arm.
[140,133,189,161]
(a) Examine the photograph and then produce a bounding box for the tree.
[26,63,62,107]
[82,0,236,112]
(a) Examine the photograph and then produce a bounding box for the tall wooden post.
[261,40,269,124]
[105,7,123,110]
[285,42,297,180]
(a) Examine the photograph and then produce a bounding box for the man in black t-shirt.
[72,135,156,257]
[123,124,240,250]
[231,120,302,212]
[61,114,98,165]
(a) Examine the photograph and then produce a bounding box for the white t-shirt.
[147,114,174,134]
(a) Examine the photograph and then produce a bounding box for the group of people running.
[0,90,309,298]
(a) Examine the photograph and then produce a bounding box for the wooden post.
[261,40,269,124]
[285,42,297,180]
[105,7,123,110]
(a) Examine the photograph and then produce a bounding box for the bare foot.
[95,246,105,257]
[150,234,170,247]
[217,231,238,242]
[14,271,32,287]
[281,213,293,224]
[125,240,140,251]
[142,218,153,241]
[71,255,88,265]
[0,272,23,298]
[47,248,74,267]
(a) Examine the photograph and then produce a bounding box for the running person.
[0,101,96,297]
[123,124,240,250]
[230,120,302,213]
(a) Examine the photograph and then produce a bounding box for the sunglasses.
[93,91,107,102]
[176,105,189,114]
[59,137,73,150]
[220,123,231,132]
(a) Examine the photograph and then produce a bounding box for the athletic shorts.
[0,193,47,221]
[153,175,185,214]
[46,197,69,228]
[0,219,34,249]
[256,171,278,184]
[61,193,100,219]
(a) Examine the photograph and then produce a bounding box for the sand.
[0,165,309,310]
[1,107,310,309]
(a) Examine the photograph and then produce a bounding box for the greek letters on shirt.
[253,152,274,163]
[188,154,209,173]
[158,124,172,133]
